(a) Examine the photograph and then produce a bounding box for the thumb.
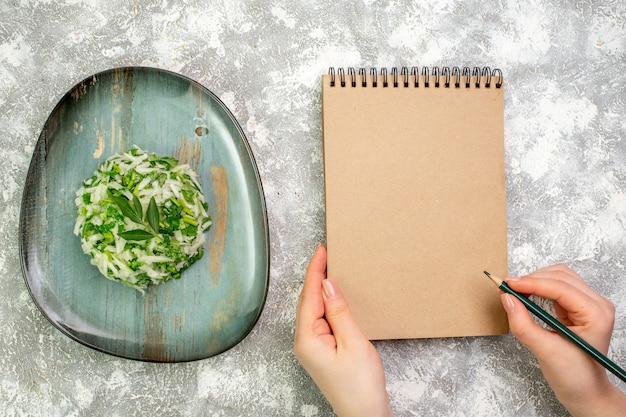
[322,279,367,346]
[501,293,557,356]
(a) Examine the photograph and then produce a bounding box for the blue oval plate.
[19,67,269,362]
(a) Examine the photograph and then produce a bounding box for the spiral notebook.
[322,66,508,340]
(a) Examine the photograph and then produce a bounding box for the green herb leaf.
[118,229,154,241]
[181,224,197,236]
[112,195,143,224]
[132,194,143,219]
[146,197,160,233]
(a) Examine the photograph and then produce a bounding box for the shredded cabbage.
[74,147,212,291]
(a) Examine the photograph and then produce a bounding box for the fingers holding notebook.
[294,245,393,417]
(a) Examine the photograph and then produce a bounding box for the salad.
[74,147,212,291]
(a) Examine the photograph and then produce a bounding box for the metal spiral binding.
[328,66,503,89]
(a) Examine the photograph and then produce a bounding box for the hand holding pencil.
[497,264,626,416]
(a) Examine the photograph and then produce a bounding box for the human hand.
[501,264,626,416]
[294,245,393,417]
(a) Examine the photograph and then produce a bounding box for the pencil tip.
[483,271,503,286]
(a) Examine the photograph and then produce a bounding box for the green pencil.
[484,271,626,384]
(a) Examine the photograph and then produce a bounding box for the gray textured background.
[1,1,625,416]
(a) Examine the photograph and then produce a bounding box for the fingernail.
[322,279,336,299]
[501,293,515,313]
[506,276,521,282]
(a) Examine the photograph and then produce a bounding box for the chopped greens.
[74,147,212,292]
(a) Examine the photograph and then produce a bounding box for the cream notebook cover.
[322,66,508,340]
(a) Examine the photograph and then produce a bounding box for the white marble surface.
[1,0,625,416]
